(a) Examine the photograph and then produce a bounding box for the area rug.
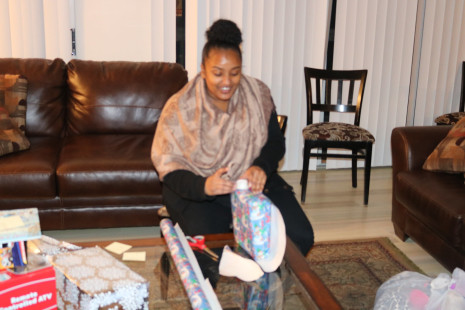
[306,237,424,310]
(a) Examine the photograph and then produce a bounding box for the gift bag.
[374,268,465,309]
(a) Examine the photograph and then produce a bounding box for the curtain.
[0,0,73,61]
[74,0,175,62]
[0,0,176,62]
[151,0,176,62]
[328,0,418,168]
[408,0,465,126]
[186,0,329,171]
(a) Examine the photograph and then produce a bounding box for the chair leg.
[301,141,311,203]
[352,149,357,188]
[363,143,373,205]
[321,147,327,161]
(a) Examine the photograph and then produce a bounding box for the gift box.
[231,180,272,261]
[0,265,56,310]
[28,235,81,257]
[231,180,286,273]
[49,246,149,310]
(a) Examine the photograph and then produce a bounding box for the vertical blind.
[408,0,465,126]
[186,0,329,171]
[74,0,175,62]
[329,0,418,168]
[2,0,464,169]
[186,0,422,170]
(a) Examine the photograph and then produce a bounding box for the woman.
[152,19,314,255]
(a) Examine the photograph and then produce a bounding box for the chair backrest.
[460,61,465,112]
[304,67,368,126]
[277,114,288,135]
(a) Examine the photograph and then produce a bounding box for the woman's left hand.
[240,166,266,194]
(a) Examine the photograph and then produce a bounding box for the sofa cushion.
[57,134,162,198]
[0,137,60,198]
[0,58,67,137]
[423,117,465,173]
[396,170,465,250]
[66,60,188,135]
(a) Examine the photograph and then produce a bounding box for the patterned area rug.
[306,237,424,310]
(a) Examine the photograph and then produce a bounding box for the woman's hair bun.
[206,19,242,46]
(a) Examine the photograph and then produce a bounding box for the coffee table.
[76,234,341,309]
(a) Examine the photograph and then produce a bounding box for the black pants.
[163,173,314,255]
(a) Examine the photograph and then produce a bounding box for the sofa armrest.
[390,125,451,239]
[391,126,451,175]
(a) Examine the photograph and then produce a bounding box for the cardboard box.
[0,265,56,310]
[50,246,149,309]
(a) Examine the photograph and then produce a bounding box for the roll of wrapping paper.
[160,219,221,310]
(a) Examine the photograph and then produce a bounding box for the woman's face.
[201,48,242,106]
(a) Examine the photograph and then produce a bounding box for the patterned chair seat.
[435,112,465,125]
[303,122,375,142]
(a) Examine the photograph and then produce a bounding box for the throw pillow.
[435,112,465,125]
[0,74,28,134]
[0,74,30,156]
[0,107,30,156]
[423,116,465,173]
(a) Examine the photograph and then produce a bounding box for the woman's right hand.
[205,167,235,196]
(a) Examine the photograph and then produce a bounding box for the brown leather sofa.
[391,125,465,272]
[0,58,188,230]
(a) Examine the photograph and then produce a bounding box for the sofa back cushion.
[66,60,188,134]
[0,58,67,137]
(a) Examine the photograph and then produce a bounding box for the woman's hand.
[205,167,235,196]
[240,166,267,194]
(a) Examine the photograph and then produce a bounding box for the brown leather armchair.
[391,125,465,271]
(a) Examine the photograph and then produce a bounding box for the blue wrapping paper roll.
[160,218,221,310]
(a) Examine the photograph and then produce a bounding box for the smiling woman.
[151,19,315,256]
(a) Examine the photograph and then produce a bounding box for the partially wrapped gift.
[231,179,286,273]
[49,246,149,310]
[231,180,272,261]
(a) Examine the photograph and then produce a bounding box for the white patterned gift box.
[49,246,149,310]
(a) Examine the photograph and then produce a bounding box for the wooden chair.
[435,61,465,125]
[300,67,374,205]
[277,114,288,135]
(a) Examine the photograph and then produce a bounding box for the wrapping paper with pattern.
[160,219,220,310]
[49,246,149,310]
[231,188,271,261]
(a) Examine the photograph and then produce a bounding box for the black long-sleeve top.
[162,110,285,201]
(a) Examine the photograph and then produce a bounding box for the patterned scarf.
[152,73,274,181]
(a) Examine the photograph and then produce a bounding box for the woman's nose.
[222,76,231,85]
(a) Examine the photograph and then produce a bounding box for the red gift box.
[0,265,56,310]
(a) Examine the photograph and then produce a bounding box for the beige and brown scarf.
[152,73,274,181]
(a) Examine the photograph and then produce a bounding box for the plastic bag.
[374,268,465,309]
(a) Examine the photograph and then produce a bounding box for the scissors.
[186,235,219,261]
